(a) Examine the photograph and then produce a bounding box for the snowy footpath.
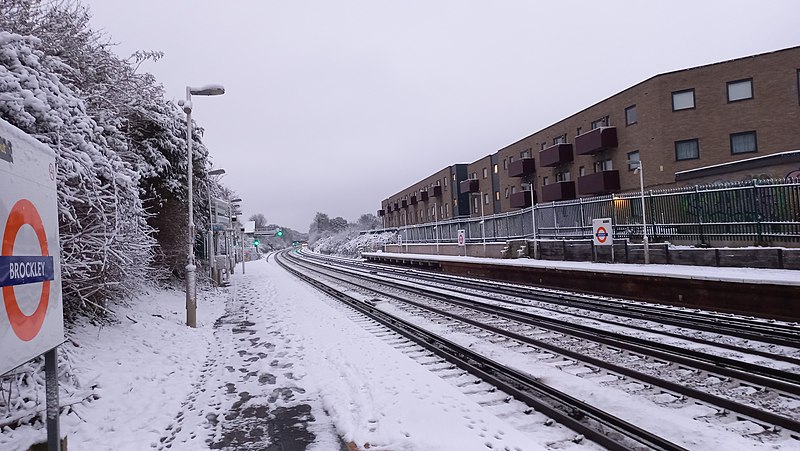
[4,256,547,451]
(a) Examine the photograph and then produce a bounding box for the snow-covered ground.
[4,256,554,451]
[3,251,798,450]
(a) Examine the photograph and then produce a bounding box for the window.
[727,78,752,102]
[472,196,478,213]
[542,176,549,186]
[471,172,477,179]
[556,171,570,182]
[672,89,695,111]
[594,159,613,172]
[504,187,509,198]
[627,151,640,171]
[502,158,507,170]
[482,168,488,178]
[540,143,546,150]
[576,127,582,136]
[483,193,489,205]
[675,139,699,160]
[591,116,609,129]
[445,204,449,217]
[509,156,514,164]
[493,164,498,174]
[444,178,447,187]
[731,131,757,154]
[522,150,531,158]
[554,134,567,144]
[579,166,585,177]
[511,186,516,194]
[625,105,637,125]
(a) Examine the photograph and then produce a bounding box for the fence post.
[695,186,706,245]
[579,197,586,239]
[753,179,764,244]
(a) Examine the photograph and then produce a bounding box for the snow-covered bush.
[310,230,396,258]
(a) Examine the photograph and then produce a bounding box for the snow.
[3,254,797,450]
[361,250,800,286]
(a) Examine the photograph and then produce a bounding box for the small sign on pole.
[592,218,613,246]
[457,229,466,247]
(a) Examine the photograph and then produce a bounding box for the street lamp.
[229,197,242,274]
[628,158,650,264]
[207,168,225,284]
[179,84,225,328]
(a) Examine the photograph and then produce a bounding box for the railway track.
[282,250,800,444]
[276,250,689,451]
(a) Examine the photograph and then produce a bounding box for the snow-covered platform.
[362,252,800,321]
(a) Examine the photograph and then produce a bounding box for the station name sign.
[0,119,63,375]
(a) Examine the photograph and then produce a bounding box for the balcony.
[410,195,418,205]
[377,209,385,217]
[431,185,443,197]
[509,191,533,209]
[577,170,620,195]
[508,158,536,177]
[420,191,429,202]
[575,127,617,155]
[539,144,574,167]
[541,181,577,202]
[392,202,398,210]
[459,178,480,194]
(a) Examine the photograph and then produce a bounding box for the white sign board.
[457,229,466,247]
[592,218,613,246]
[0,119,64,375]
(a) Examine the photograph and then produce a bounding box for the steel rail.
[306,251,800,350]
[277,251,689,451]
[288,251,800,436]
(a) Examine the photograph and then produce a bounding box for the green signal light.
[276,229,283,237]
[253,239,260,246]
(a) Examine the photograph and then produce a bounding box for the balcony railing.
[539,144,574,167]
[541,181,577,202]
[460,178,480,194]
[575,127,617,155]
[577,170,620,195]
[510,191,533,208]
[508,158,536,177]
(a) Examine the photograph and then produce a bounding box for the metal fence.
[377,178,800,246]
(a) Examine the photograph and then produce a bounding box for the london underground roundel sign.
[0,119,63,376]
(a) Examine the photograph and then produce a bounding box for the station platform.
[362,252,800,322]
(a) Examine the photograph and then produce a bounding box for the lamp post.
[471,192,486,257]
[230,197,243,273]
[179,84,225,328]
[434,202,440,255]
[207,168,225,284]
[629,159,650,264]
[527,181,538,259]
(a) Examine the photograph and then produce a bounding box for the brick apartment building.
[379,46,800,228]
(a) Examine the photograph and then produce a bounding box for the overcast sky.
[83,0,799,232]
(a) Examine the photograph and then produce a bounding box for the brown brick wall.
[381,46,800,218]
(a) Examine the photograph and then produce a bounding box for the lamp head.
[208,168,226,176]
[189,84,226,96]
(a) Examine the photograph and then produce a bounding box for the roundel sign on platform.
[0,118,63,376]
[592,218,613,247]
[457,229,466,247]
